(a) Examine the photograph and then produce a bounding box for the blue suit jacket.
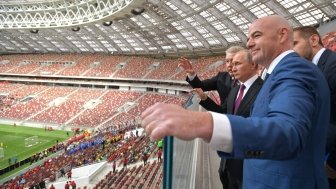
[219,52,330,189]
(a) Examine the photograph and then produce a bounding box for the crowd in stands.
[113,57,155,79]
[58,54,103,76]
[94,160,162,189]
[69,91,142,127]
[83,56,126,77]
[0,84,187,128]
[0,84,49,119]
[145,59,180,80]
[1,54,227,80]
[0,122,163,189]
[2,30,334,80]
[1,29,334,189]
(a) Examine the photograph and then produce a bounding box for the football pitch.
[0,124,69,170]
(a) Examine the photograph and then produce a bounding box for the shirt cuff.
[208,112,233,153]
[187,73,196,81]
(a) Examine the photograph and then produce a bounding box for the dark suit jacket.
[219,52,330,189]
[186,72,234,111]
[225,77,263,181]
[226,77,263,116]
[318,48,336,170]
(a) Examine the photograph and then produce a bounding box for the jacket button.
[245,150,253,157]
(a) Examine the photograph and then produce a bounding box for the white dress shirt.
[236,75,258,99]
[312,48,326,66]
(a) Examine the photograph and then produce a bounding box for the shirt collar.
[267,50,295,74]
[240,74,258,90]
[312,48,326,65]
[261,68,268,80]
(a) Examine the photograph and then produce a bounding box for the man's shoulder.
[322,48,336,62]
[274,53,329,92]
[247,77,263,94]
[278,52,316,71]
[217,71,230,76]
[253,77,263,86]
[323,48,336,56]
[272,53,325,83]
[216,71,232,80]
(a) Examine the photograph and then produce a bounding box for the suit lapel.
[227,86,239,114]
[317,49,330,71]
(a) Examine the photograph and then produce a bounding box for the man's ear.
[278,28,288,44]
[309,34,320,47]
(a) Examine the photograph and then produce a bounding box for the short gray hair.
[226,46,245,54]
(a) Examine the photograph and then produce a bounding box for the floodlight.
[103,21,113,26]
[30,29,39,34]
[131,8,145,15]
[71,27,80,32]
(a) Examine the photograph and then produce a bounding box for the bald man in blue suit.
[141,15,330,189]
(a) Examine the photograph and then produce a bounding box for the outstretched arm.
[141,103,213,142]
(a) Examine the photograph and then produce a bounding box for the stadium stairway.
[64,90,110,126]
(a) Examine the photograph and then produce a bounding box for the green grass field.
[0,124,69,170]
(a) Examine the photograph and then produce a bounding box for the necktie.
[234,84,245,114]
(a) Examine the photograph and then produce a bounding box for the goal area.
[24,136,39,147]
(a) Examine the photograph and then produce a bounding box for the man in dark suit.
[179,46,244,112]
[179,46,244,189]
[293,26,336,188]
[220,49,263,189]
[193,49,262,189]
[142,15,330,189]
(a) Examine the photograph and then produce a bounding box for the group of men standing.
[140,15,336,189]
[178,23,336,189]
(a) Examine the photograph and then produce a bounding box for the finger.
[141,103,160,120]
[178,61,187,68]
[178,59,187,65]
[151,124,170,141]
[193,88,203,94]
[180,57,189,64]
[144,119,163,140]
[141,105,158,133]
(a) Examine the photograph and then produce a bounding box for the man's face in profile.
[225,53,234,76]
[293,31,314,61]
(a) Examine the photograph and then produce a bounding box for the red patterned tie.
[234,84,245,114]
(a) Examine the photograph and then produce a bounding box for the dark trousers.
[219,159,229,189]
[329,178,336,189]
[226,170,242,189]
[218,158,243,189]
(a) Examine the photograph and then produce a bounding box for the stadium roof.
[0,0,335,57]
